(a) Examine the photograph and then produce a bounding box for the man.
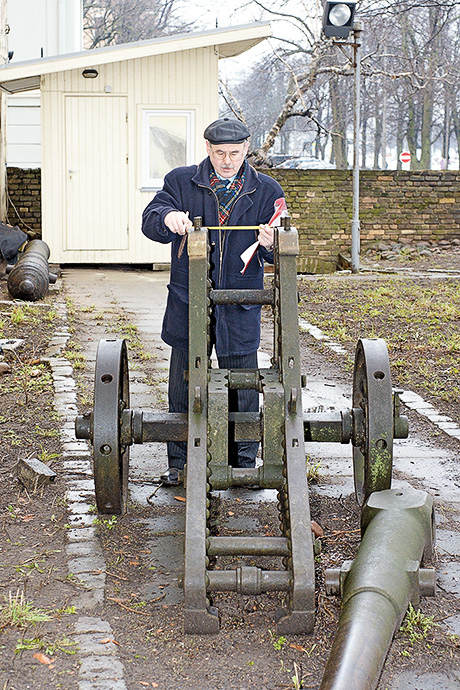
[142,117,285,485]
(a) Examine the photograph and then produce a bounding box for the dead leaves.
[100,637,120,645]
[107,597,148,615]
[33,652,55,668]
[311,520,324,539]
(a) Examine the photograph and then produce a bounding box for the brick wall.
[265,169,460,273]
[6,167,460,272]
[6,168,41,234]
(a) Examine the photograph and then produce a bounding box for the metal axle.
[76,402,408,460]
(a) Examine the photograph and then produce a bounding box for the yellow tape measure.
[205,226,260,230]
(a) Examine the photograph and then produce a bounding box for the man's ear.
[205,140,212,155]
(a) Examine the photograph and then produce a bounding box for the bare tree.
[83,0,192,49]
[224,0,460,169]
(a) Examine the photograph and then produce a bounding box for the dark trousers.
[167,347,259,469]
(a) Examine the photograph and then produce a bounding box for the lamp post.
[322,1,362,273]
[351,20,362,273]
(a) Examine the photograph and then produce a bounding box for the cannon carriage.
[75,216,428,643]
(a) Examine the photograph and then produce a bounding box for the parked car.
[275,156,336,170]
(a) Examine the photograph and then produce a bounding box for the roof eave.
[0,22,271,94]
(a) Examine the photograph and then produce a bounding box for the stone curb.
[42,294,128,690]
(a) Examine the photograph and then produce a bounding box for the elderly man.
[142,117,285,485]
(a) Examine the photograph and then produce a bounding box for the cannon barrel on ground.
[320,488,435,690]
[7,239,57,301]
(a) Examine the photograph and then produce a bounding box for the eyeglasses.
[209,147,246,160]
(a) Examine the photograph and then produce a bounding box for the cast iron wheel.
[352,338,393,506]
[93,339,130,514]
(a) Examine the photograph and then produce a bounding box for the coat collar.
[192,157,260,194]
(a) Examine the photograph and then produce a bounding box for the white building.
[0,23,271,264]
[6,0,83,168]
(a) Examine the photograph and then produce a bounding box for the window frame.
[141,109,195,191]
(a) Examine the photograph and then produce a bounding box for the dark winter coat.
[141,157,285,356]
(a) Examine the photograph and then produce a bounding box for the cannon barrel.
[7,239,55,301]
[321,488,435,690]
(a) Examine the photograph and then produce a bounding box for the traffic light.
[322,0,357,38]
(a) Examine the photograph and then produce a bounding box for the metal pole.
[351,20,363,274]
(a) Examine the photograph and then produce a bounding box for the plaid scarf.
[209,164,246,226]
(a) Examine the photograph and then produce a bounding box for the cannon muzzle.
[7,239,54,301]
[321,488,435,690]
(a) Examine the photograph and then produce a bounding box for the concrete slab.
[390,671,460,689]
[438,561,460,596]
[436,529,460,556]
[79,655,125,680]
[75,632,121,655]
[129,482,186,507]
[79,680,128,690]
[74,617,113,634]
[443,614,460,636]
[141,515,184,534]
[67,541,104,557]
[143,534,184,605]
[224,515,263,532]
[67,526,98,542]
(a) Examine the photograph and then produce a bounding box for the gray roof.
[0,22,272,94]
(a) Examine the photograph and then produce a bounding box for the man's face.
[206,140,249,178]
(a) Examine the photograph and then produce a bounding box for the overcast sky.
[182,0,323,83]
[185,0,263,31]
[182,0,270,81]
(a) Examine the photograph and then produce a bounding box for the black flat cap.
[204,118,250,144]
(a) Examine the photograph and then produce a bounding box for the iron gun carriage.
[75,216,433,665]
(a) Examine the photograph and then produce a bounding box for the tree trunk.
[396,110,404,171]
[451,103,460,170]
[373,112,382,169]
[406,94,418,170]
[251,46,326,163]
[442,97,450,168]
[418,86,432,169]
[381,87,387,170]
[329,78,348,169]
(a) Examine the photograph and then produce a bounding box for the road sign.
[399,151,411,164]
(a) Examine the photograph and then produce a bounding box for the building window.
[142,110,195,189]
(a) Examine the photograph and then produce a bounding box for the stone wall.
[6,168,41,235]
[265,169,460,273]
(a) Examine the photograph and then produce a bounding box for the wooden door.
[65,95,128,252]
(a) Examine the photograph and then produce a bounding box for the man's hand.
[258,224,274,249]
[165,211,192,235]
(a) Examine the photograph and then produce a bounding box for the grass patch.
[299,276,460,419]
[0,591,50,630]
[15,636,78,656]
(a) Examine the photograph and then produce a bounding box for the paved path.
[50,267,460,690]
